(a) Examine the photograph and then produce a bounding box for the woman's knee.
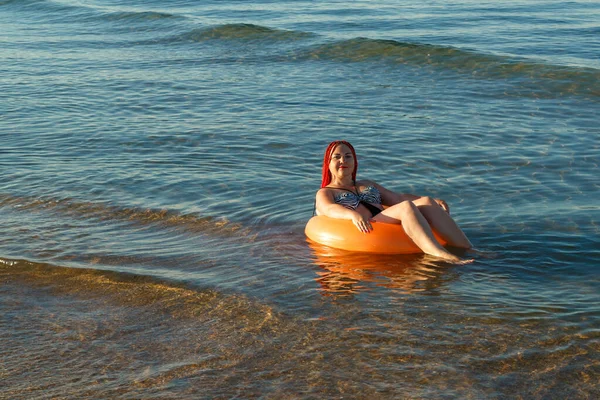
[414,196,436,206]
[392,200,418,218]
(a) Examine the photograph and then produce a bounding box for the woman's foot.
[430,251,475,265]
[448,257,475,265]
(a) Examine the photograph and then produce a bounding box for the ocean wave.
[152,25,600,98]
[0,0,45,6]
[299,37,600,98]
[303,37,596,75]
[149,24,599,97]
[1,0,90,17]
[0,256,280,327]
[170,23,315,43]
[0,193,252,237]
[2,0,183,25]
[103,10,181,22]
[4,0,597,98]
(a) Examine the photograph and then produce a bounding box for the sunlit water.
[1,0,599,398]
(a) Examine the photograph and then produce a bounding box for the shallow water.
[1,0,599,398]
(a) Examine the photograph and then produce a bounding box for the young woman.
[314,140,474,264]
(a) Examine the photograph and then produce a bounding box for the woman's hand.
[435,198,450,214]
[351,212,372,233]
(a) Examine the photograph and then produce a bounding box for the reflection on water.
[309,241,453,296]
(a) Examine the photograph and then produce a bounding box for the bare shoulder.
[316,187,335,199]
[315,188,337,209]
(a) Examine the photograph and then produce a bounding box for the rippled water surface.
[1,0,599,398]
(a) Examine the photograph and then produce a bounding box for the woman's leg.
[372,201,466,262]
[410,197,472,248]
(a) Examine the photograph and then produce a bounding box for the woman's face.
[328,144,355,179]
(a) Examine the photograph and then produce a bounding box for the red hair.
[320,140,358,188]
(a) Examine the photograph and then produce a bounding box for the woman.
[315,140,474,264]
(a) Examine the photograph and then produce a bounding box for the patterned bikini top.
[331,185,382,210]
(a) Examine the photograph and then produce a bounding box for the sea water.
[1,0,599,398]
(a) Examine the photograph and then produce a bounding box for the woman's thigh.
[372,202,415,224]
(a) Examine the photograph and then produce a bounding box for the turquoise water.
[1,0,599,398]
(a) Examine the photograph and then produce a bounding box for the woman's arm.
[315,189,373,232]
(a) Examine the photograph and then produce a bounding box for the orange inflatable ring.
[305,215,447,254]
